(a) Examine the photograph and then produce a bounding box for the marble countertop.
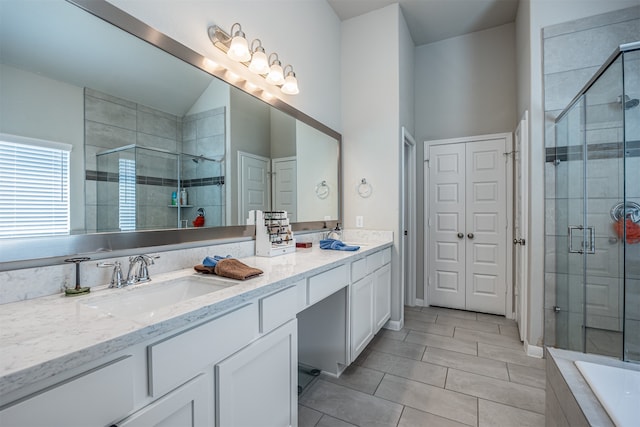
[0,239,392,397]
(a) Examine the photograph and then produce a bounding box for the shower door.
[556,56,626,358]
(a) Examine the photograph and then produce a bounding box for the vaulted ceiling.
[327,0,520,46]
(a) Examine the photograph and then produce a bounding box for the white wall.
[106,0,341,133]
[517,0,638,349]
[414,23,517,301]
[415,23,517,141]
[296,121,339,222]
[0,64,85,233]
[342,4,405,324]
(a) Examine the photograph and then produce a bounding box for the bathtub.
[575,361,640,427]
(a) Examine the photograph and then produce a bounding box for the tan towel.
[194,259,263,280]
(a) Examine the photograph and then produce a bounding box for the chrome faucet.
[97,261,126,288]
[126,254,159,285]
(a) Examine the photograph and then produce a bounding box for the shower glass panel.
[554,43,640,362]
[583,56,624,358]
[624,48,640,362]
[96,146,179,232]
[555,97,586,352]
[179,153,225,228]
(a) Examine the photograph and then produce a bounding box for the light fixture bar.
[207,24,299,95]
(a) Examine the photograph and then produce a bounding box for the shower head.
[619,94,639,110]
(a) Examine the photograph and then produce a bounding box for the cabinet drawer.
[366,250,384,273]
[261,285,297,333]
[0,356,134,427]
[308,265,348,305]
[351,258,367,283]
[148,303,258,397]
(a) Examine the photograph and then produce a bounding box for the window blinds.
[0,136,71,238]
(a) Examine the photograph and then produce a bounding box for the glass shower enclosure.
[95,145,224,232]
[553,42,639,362]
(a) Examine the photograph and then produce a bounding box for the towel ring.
[315,181,330,199]
[357,178,372,198]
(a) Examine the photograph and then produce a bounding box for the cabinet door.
[350,274,375,360]
[116,374,210,427]
[374,264,391,331]
[216,320,297,427]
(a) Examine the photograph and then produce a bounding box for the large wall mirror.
[0,0,341,267]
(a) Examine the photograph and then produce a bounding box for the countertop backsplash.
[0,230,389,305]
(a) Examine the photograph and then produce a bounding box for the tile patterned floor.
[299,306,546,427]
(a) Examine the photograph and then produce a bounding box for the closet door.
[428,143,466,310]
[464,139,507,314]
[427,138,508,315]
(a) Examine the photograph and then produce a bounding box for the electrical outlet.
[356,216,364,228]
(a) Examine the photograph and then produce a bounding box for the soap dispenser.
[327,223,343,240]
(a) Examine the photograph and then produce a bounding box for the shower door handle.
[586,226,596,254]
[569,225,584,254]
[569,225,596,254]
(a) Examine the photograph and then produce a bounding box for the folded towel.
[319,239,360,251]
[214,258,263,280]
[202,255,232,268]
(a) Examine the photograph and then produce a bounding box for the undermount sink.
[82,275,235,321]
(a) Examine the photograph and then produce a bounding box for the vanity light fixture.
[208,23,299,95]
[281,65,299,95]
[226,23,251,62]
[265,53,285,86]
[248,39,269,74]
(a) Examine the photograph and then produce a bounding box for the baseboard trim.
[415,298,425,307]
[525,341,544,358]
[385,319,404,331]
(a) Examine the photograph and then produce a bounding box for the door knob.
[457,232,464,239]
[467,233,474,239]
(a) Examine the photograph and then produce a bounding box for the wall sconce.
[208,23,299,95]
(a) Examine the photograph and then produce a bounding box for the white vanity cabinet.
[216,319,297,427]
[350,247,392,361]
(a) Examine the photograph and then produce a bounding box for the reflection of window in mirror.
[0,135,71,238]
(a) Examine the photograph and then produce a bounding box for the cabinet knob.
[467,233,474,239]
[457,232,464,239]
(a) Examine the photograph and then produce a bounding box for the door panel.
[428,143,466,310]
[239,152,269,224]
[272,157,297,222]
[465,140,507,315]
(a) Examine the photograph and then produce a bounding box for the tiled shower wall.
[181,107,226,227]
[84,89,226,232]
[542,6,640,348]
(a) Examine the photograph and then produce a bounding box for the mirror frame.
[0,0,341,270]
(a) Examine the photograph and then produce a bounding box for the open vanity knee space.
[0,238,392,427]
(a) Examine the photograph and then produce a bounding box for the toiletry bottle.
[180,188,188,206]
[171,191,177,206]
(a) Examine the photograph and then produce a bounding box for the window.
[0,134,71,238]
[118,158,136,231]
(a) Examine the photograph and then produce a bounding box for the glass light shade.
[248,50,269,74]
[266,63,284,85]
[228,35,251,62]
[281,74,299,95]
